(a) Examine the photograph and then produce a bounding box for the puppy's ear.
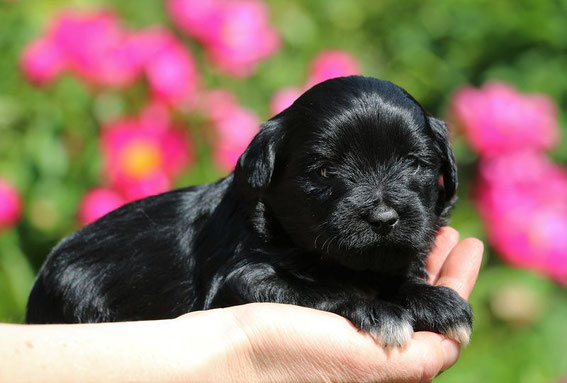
[234,118,285,195]
[428,116,458,219]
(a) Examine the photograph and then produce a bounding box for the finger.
[378,332,460,382]
[426,227,460,284]
[436,238,483,299]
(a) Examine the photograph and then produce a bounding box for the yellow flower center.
[120,141,162,179]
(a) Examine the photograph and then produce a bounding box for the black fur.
[27,76,472,346]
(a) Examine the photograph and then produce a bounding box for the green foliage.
[1,0,566,381]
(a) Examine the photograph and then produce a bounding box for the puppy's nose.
[368,206,399,235]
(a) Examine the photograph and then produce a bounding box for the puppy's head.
[235,76,457,273]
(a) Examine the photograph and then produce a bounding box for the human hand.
[183,227,483,382]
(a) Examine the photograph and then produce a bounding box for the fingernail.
[441,339,460,371]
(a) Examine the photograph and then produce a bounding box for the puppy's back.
[26,183,223,324]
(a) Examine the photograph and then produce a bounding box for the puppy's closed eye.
[404,154,436,173]
[405,155,422,172]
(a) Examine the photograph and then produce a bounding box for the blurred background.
[1,0,567,381]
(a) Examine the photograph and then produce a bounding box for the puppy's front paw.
[336,300,414,347]
[445,324,472,345]
[400,284,473,345]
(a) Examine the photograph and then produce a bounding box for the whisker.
[313,234,322,250]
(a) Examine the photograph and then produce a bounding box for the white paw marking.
[370,320,414,347]
[446,325,472,345]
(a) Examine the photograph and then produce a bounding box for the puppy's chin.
[323,243,419,273]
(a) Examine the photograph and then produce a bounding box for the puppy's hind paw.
[445,324,472,346]
[369,319,414,348]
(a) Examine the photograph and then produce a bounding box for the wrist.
[173,308,259,382]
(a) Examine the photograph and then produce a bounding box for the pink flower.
[114,173,172,202]
[206,0,280,76]
[79,188,126,225]
[213,108,259,170]
[101,105,193,200]
[48,11,142,86]
[21,10,144,87]
[306,50,360,88]
[167,0,280,77]
[0,179,22,231]
[138,100,171,133]
[167,0,222,42]
[145,35,199,107]
[270,86,302,115]
[451,82,560,156]
[203,90,259,170]
[476,152,567,284]
[22,11,199,105]
[20,38,65,84]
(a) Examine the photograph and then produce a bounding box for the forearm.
[0,310,249,383]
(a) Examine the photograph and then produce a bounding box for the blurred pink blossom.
[101,105,193,201]
[167,0,222,42]
[306,50,360,87]
[114,173,172,203]
[203,90,259,170]
[138,100,171,133]
[20,38,65,84]
[476,152,567,285]
[48,11,142,86]
[79,188,126,225]
[0,179,22,231]
[167,0,280,77]
[206,0,280,76]
[270,86,301,115]
[145,35,199,106]
[452,82,559,156]
[22,11,199,106]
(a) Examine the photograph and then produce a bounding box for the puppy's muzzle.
[367,203,399,235]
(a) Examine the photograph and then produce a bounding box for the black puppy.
[27,76,472,347]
